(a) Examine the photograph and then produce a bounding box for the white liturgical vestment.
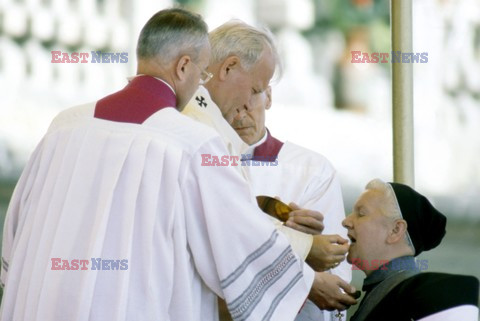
[0,76,314,321]
[183,87,314,260]
[183,87,351,321]
[244,132,352,321]
[183,86,248,159]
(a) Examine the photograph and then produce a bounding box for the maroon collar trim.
[94,75,177,124]
[252,129,284,161]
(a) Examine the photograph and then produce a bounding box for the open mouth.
[348,234,356,243]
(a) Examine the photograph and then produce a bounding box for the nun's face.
[342,189,392,273]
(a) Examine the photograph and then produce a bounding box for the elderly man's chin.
[346,248,358,265]
[346,253,354,264]
[235,129,253,144]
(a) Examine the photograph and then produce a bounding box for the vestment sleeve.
[180,137,314,321]
[300,163,351,284]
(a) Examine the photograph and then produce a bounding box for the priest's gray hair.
[365,178,416,254]
[136,8,209,64]
[209,20,282,78]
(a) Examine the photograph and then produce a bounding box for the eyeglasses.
[192,62,213,85]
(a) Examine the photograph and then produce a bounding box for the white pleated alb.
[1,103,314,321]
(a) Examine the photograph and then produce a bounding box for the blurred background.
[0,0,479,317]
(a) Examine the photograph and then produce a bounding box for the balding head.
[137,8,208,65]
[136,8,211,109]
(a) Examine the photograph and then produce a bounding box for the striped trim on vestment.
[227,246,298,321]
[262,272,303,321]
[220,230,279,289]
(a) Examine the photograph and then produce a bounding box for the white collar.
[244,130,268,158]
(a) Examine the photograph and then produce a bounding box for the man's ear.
[175,55,191,82]
[387,219,408,244]
[218,56,241,81]
[265,86,272,110]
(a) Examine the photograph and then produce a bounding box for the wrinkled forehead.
[354,189,388,215]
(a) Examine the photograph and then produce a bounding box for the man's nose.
[342,214,352,228]
[233,106,248,121]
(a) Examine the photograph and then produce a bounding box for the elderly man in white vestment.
[240,86,352,321]
[182,21,352,321]
[0,8,357,321]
